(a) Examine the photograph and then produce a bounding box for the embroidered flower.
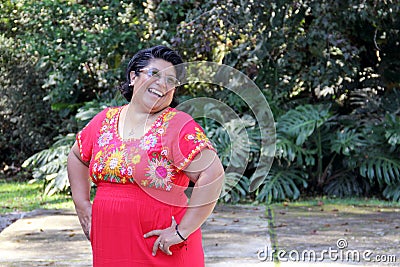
[98,131,113,147]
[127,166,133,176]
[104,149,124,176]
[120,166,126,175]
[186,134,195,140]
[155,120,162,127]
[106,108,118,119]
[195,128,208,142]
[163,111,177,122]
[157,128,165,135]
[98,164,104,172]
[140,134,157,150]
[95,151,103,161]
[145,156,174,189]
[184,127,210,144]
[132,154,141,164]
[160,148,169,156]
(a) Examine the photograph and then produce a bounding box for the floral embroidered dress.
[77,106,215,267]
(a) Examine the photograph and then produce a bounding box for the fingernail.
[152,253,155,256]
[143,234,147,238]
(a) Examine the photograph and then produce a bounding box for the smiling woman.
[67,45,225,267]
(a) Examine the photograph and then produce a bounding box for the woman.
[67,45,224,266]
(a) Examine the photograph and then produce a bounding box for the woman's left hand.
[144,216,184,256]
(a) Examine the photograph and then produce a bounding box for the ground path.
[0,204,398,266]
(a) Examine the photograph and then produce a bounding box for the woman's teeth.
[148,88,164,97]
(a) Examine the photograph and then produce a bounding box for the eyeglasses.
[138,68,181,88]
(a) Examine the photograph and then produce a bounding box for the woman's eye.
[150,70,160,77]
[166,77,175,84]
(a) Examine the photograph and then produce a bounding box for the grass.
[0,180,74,215]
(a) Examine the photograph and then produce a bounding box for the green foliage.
[382,183,400,202]
[22,134,75,195]
[256,166,308,204]
[323,173,370,198]
[2,0,399,202]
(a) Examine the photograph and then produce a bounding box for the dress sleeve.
[76,108,109,163]
[164,112,216,171]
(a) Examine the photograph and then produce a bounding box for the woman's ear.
[129,71,136,86]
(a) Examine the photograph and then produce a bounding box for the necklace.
[128,128,136,136]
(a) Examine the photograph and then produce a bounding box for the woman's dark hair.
[119,45,184,107]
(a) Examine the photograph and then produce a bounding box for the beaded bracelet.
[175,224,187,241]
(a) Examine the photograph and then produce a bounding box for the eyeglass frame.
[138,68,181,88]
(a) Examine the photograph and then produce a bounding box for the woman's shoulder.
[167,107,194,123]
[83,105,122,127]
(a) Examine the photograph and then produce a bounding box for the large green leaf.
[382,183,400,202]
[256,166,308,203]
[359,155,400,186]
[276,104,332,145]
[330,127,368,156]
[220,172,250,203]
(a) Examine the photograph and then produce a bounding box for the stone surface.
[0,204,398,267]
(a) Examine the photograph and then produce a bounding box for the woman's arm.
[67,141,92,240]
[177,149,224,237]
[144,149,224,256]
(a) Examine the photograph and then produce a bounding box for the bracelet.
[175,224,187,241]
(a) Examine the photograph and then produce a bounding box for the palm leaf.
[256,166,308,203]
[323,173,370,197]
[359,155,400,186]
[382,183,400,202]
[220,172,250,203]
[330,127,368,156]
[276,104,332,145]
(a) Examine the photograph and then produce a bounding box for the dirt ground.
[269,204,400,266]
[0,203,399,266]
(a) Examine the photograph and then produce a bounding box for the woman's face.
[130,58,179,113]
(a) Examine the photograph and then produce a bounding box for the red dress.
[77,106,215,266]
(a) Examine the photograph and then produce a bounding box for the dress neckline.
[114,105,172,142]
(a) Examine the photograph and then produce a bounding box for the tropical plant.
[22,134,75,196]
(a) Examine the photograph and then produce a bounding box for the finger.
[171,216,177,227]
[144,229,161,238]
[152,237,161,256]
[165,246,172,256]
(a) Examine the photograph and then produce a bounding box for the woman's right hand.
[76,202,92,241]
